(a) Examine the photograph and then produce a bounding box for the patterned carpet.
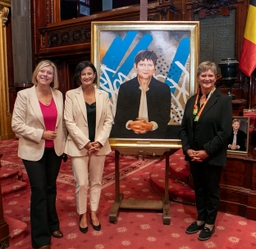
[0,139,159,187]
[2,140,256,249]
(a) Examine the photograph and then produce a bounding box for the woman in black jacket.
[180,61,232,241]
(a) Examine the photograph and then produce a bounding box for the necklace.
[36,87,52,106]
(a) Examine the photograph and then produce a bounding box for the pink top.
[39,98,57,148]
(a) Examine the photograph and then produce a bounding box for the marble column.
[11,0,33,88]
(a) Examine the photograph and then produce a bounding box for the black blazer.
[111,76,171,138]
[228,129,246,151]
[180,89,232,166]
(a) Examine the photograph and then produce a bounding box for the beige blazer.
[64,86,113,157]
[11,86,66,161]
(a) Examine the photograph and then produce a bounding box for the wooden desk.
[219,154,256,220]
[108,139,181,225]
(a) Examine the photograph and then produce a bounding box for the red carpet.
[149,150,196,205]
[1,140,256,248]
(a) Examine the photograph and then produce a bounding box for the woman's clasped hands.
[85,141,102,154]
[42,130,57,140]
[187,149,209,162]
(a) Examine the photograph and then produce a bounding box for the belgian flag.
[239,0,256,76]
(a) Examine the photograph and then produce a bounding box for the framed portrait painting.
[91,21,199,153]
[227,116,250,156]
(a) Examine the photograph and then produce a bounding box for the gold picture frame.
[91,21,199,153]
[227,116,250,156]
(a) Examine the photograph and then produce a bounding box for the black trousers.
[23,147,62,248]
[190,161,223,225]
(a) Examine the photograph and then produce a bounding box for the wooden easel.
[109,144,179,225]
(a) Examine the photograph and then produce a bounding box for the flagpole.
[249,75,252,110]
[239,0,256,109]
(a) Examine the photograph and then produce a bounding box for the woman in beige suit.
[64,61,113,233]
[11,60,66,249]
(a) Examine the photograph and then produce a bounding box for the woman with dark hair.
[110,50,171,138]
[180,61,232,241]
[64,61,113,233]
[12,60,66,249]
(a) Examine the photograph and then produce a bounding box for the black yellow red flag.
[239,0,256,76]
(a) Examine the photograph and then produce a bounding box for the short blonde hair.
[32,60,59,89]
[197,61,217,77]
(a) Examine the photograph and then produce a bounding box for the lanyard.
[193,88,215,121]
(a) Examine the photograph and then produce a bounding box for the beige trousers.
[71,154,105,214]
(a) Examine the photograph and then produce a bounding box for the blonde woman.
[12,60,66,249]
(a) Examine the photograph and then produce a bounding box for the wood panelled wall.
[31,0,184,94]
[6,0,255,112]
[31,0,249,92]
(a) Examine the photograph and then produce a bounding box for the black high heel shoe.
[92,222,101,231]
[79,225,88,234]
[90,213,101,231]
[79,215,88,234]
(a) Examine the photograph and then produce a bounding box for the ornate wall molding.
[191,0,237,16]
[0,0,11,7]
[45,0,56,24]
[47,26,91,47]
[0,5,9,27]
[0,1,12,139]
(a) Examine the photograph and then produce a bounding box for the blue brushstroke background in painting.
[100,30,190,125]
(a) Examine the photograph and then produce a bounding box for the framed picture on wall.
[227,116,250,156]
[91,21,199,153]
